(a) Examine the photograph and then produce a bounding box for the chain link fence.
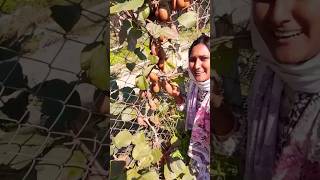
[0,0,108,179]
[109,0,210,178]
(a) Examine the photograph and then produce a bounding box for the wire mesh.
[0,0,108,179]
[109,0,210,178]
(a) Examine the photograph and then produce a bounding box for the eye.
[199,56,209,61]
[189,57,197,62]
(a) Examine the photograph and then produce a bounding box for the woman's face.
[253,0,320,64]
[189,43,210,82]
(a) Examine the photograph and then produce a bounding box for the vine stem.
[144,117,160,146]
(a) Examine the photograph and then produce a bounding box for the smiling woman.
[184,34,210,179]
[213,0,320,179]
[253,0,320,64]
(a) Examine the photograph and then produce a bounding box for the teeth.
[274,30,302,39]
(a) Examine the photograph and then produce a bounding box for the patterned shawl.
[186,71,210,179]
[245,18,320,180]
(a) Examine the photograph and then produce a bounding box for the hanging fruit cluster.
[142,0,192,106]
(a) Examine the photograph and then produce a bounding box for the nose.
[194,58,201,69]
[269,0,292,27]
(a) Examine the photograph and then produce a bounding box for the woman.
[248,0,320,179]
[184,34,211,179]
[214,0,320,179]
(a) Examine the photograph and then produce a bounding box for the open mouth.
[273,29,303,39]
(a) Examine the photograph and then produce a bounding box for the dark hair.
[188,33,210,58]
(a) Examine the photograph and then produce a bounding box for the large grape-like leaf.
[132,131,146,145]
[110,102,126,116]
[151,148,162,164]
[164,163,177,180]
[160,27,179,40]
[140,170,159,180]
[50,4,81,32]
[177,11,198,28]
[113,130,133,148]
[127,168,141,179]
[36,147,87,180]
[121,107,138,121]
[80,42,107,90]
[137,154,153,169]
[146,22,162,38]
[132,142,151,160]
[110,0,145,14]
[135,75,149,90]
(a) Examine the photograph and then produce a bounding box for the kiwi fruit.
[149,72,159,82]
[158,7,170,22]
[177,0,190,9]
[152,82,160,93]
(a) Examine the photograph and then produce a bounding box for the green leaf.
[151,148,162,164]
[110,102,126,115]
[182,174,196,180]
[128,28,143,51]
[177,11,198,28]
[143,65,155,77]
[132,142,151,160]
[164,163,177,180]
[146,22,162,38]
[170,149,183,159]
[127,168,141,180]
[113,130,133,148]
[134,48,147,60]
[170,160,187,176]
[36,147,86,180]
[50,4,81,32]
[0,132,54,170]
[140,170,159,180]
[119,20,132,45]
[148,54,159,65]
[137,155,153,169]
[164,59,176,73]
[121,107,138,121]
[81,42,107,90]
[135,75,149,90]
[0,144,19,166]
[170,135,178,145]
[132,131,146,145]
[160,27,178,40]
[110,160,126,180]
[126,63,136,71]
[120,87,137,103]
[138,5,150,20]
[110,0,144,14]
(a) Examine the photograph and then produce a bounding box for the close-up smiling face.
[189,43,210,82]
[253,0,320,64]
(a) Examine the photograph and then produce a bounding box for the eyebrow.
[189,55,210,59]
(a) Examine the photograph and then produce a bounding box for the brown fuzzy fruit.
[177,0,189,9]
[149,99,157,111]
[150,41,159,56]
[163,81,173,95]
[157,58,165,71]
[152,83,160,93]
[158,7,170,22]
[158,47,166,60]
[149,72,159,82]
[174,95,184,104]
[171,85,180,97]
[171,0,177,10]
